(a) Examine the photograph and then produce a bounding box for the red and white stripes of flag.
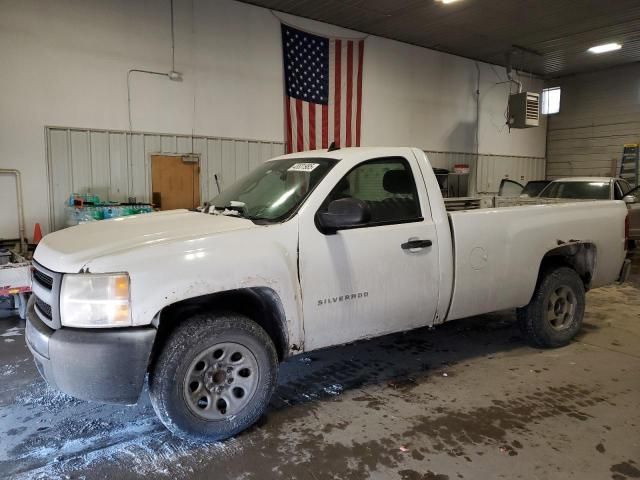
[283,26,364,153]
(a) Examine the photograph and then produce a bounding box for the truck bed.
[445,200,627,321]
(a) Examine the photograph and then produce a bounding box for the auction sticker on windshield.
[288,163,320,172]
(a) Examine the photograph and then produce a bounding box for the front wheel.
[517,266,585,348]
[149,312,278,441]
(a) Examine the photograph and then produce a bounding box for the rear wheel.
[517,266,585,348]
[149,312,278,441]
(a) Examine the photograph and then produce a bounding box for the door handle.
[401,239,432,250]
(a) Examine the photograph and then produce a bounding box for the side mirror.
[316,198,371,234]
[623,194,638,204]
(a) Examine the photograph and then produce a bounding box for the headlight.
[60,273,131,327]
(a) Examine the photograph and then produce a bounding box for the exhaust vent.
[508,92,540,128]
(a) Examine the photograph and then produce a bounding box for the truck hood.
[34,210,258,272]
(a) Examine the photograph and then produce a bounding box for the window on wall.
[541,87,561,115]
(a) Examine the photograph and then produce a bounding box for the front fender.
[84,220,304,351]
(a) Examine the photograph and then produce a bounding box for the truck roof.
[271,146,416,161]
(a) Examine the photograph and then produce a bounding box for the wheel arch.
[538,241,597,289]
[150,287,290,365]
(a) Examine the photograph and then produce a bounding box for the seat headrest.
[383,170,413,194]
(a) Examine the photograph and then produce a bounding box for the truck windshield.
[208,158,337,222]
[539,181,610,200]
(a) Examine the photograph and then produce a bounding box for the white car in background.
[538,177,640,240]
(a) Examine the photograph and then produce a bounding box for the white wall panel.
[476,156,545,193]
[193,138,209,201]
[70,130,91,192]
[271,143,285,157]
[90,132,110,201]
[160,136,177,155]
[47,129,72,233]
[46,126,539,231]
[248,142,262,172]
[424,150,545,195]
[130,134,146,200]
[221,139,236,191]
[109,133,128,202]
[176,136,193,154]
[207,138,223,198]
[235,141,250,180]
[46,127,285,230]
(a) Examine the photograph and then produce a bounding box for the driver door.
[298,154,440,350]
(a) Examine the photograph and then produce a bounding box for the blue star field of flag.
[282,25,329,105]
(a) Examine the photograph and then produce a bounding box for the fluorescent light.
[588,43,622,54]
[438,0,461,3]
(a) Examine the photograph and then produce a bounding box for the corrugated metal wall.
[425,150,545,194]
[45,126,544,230]
[547,122,639,179]
[546,63,640,180]
[45,127,285,231]
[474,155,546,193]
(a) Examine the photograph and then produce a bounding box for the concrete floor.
[1,257,639,480]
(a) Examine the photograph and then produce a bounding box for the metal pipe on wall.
[0,168,27,254]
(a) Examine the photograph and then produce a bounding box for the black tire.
[149,312,278,441]
[516,266,585,348]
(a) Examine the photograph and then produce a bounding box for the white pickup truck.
[26,147,630,441]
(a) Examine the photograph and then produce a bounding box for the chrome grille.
[31,261,62,329]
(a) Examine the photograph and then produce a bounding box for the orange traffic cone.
[33,223,43,244]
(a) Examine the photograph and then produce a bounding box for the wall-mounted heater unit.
[508,92,540,128]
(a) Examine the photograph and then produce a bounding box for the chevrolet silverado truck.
[26,147,631,441]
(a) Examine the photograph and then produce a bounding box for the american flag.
[281,24,364,153]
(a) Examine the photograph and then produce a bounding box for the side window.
[323,157,422,224]
[614,182,624,200]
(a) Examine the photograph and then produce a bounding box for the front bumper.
[25,296,156,404]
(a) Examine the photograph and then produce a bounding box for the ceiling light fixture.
[438,0,461,4]
[588,42,622,54]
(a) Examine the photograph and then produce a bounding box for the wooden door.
[151,155,200,210]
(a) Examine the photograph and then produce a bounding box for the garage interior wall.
[45,127,285,230]
[0,0,546,238]
[546,63,640,179]
[45,128,544,232]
